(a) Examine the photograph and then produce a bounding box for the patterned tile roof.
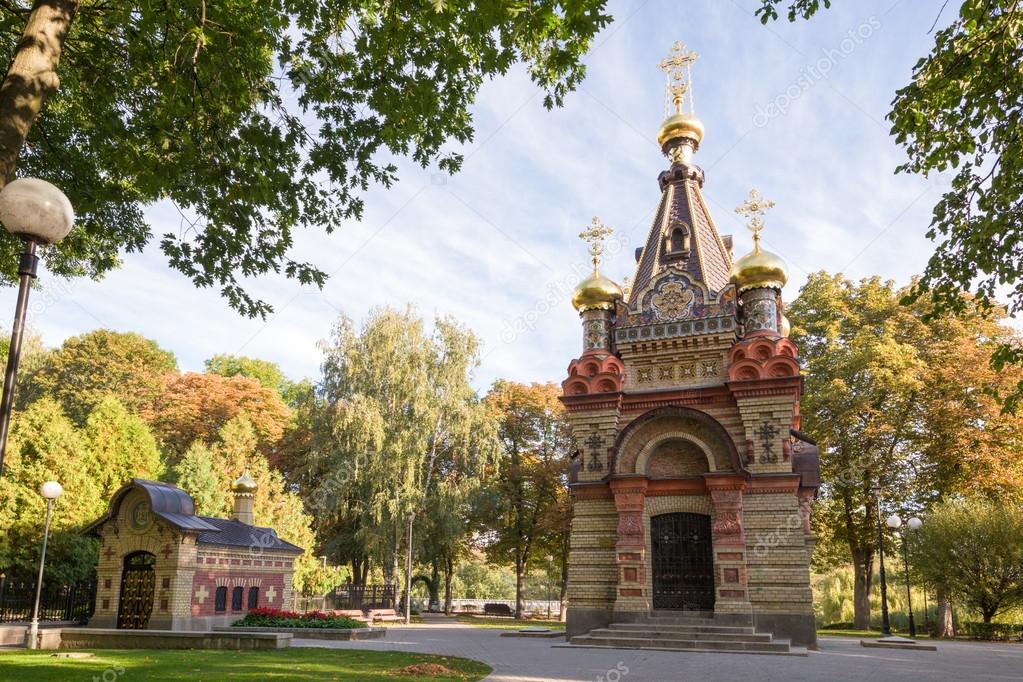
[628,164,733,306]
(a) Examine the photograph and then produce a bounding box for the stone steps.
[600,627,770,641]
[565,613,797,655]
[569,634,793,653]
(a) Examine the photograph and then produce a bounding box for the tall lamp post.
[873,488,893,636]
[887,514,922,637]
[0,178,74,477]
[27,480,62,649]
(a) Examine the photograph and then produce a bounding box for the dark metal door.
[117,552,155,629]
[651,513,715,610]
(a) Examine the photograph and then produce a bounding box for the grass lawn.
[817,628,931,639]
[0,648,491,681]
[454,615,565,630]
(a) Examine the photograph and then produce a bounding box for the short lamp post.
[27,480,62,650]
[888,514,923,637]
[0,178,74,478]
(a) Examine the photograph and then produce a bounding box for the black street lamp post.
[873,490,892,636]
[545,554,553,620]
[888,514,923,638]
[0,178,74,478]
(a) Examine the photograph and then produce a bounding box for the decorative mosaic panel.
[625,268,736,327]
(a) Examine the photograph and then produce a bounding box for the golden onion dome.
[231,469,258,494]
[657,111,705,147]
[572,270,623,312]
[729,246,789,293]
[780,314,791,338]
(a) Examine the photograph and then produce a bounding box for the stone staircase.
[567,612,804,655]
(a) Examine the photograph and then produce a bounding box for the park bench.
[483,603,514,617]
[331,609,370,623]
[368,608,404,623]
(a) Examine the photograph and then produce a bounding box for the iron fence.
[329,584,395,612]
[0,575,96,624]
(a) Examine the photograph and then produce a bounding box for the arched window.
[665,222,690,259]
[214,586,227,613]
[247,586,259,610]
[231,586,244,611]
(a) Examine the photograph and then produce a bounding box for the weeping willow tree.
[307,307,498,618]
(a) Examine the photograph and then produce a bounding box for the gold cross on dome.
[579,216,614,272]
[658,41,698,114]
[735,188,775,251]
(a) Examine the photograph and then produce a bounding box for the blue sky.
[2,0,954,390]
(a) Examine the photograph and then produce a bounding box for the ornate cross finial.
[735,188,775,253]
[579,216,614,273]
[658,40,698,115]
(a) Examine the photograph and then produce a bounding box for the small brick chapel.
[83,472,303,631]
[561,42,821,648]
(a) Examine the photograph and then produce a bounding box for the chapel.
[561,42,820,649]
[83,473,303,631]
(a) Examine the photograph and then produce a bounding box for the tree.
[0,397,103,582]
[83,395,164,499]
[477,381,571,620]
[151,372,289,462]
[757,1,1023,406]
[914,498,1023,625]
[205,354,285,394]
[788,271,1023,629]
[306,307,498,613]
[172,442,224,516]
[0,0,610,316]
[26,330,177,423]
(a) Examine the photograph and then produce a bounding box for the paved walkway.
[293,615,1023,682]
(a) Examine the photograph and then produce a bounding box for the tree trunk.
[514,555,526,620]
[851,546,873,630]
[0,0,80,184]
[428,559,441,612]
[443,551,453,615]
[935,588,955,638]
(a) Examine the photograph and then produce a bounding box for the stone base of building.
[566,607,613,639]
[752,612,817,650]
[87,613,247,632]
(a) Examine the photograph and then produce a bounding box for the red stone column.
[706,475,751,613]
[610,478,648,613]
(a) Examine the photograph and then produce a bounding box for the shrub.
[232,607,366,629]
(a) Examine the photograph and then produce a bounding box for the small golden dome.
[729,247,789,293]
[231,469,258,494]
[657,112,705,147]
[780,314,791,338]
[572,271,623,312]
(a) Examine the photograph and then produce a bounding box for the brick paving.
[292,615,1023,681]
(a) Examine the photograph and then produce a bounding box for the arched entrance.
[650,512,714,611]
[117,551,156,629]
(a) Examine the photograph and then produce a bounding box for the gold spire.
[579,216,614,275]
[734,188,776,254]
[656,41,704,149]
[573,217,622,312]
[729,188,788,292]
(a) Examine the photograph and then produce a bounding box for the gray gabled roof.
[82,479,304,554]
[195,516,303,554]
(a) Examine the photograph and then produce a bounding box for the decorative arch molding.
[611,406,743,475]
[634,432,717,476]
